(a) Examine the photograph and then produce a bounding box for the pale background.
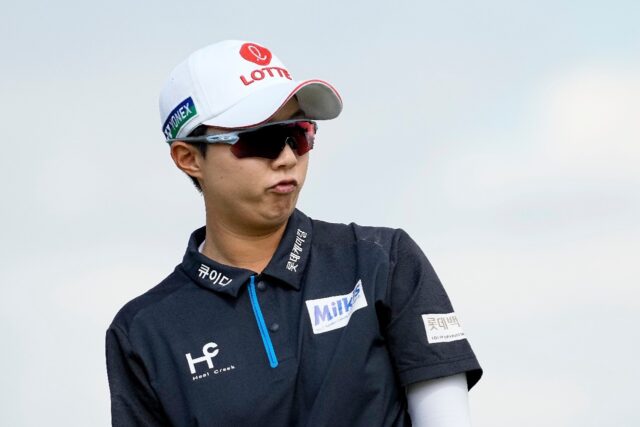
[2,0,639,425]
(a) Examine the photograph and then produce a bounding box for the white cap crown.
[159,40,342,140]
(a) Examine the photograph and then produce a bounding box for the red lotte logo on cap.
[238,42,293,87]
[239,43,272,66]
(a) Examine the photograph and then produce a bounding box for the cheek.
[203,151,266,193]
[298,156,310,183]
[201,149,234,189]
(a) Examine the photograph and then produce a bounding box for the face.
[171,96,310,231]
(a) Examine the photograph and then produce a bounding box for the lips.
[272,179,297,187]
[270,179,298,194]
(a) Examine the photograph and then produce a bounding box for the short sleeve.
[105,325,170,426]
[382,228,483,390]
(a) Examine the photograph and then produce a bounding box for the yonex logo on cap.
[163,97,198,139]
[239,43,272,65]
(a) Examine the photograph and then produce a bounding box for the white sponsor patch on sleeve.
[422,312,466,344]
[305,280,368,334]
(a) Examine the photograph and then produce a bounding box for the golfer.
[105,39,483,427]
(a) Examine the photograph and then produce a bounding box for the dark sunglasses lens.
[295,122,316,154]
[230,121,316,159]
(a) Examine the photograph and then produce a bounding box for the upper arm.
[382,228,483,388]
[406,373,472,427]
[105,325,170,426]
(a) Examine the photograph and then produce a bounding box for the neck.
[201,209,289,274]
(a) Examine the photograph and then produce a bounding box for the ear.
[170,141,204,180]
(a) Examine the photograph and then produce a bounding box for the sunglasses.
[166,119,317,159]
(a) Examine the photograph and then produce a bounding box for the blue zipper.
[248,275,279,368]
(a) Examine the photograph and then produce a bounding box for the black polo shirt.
[106,208,482,426]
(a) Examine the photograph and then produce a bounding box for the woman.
[106,39,483,426]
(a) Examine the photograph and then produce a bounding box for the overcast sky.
[1,0,639,426]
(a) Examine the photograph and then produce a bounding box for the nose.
[271,140,298,169]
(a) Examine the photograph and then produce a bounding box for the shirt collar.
[179,208,313,297]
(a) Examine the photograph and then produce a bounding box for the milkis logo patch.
[163,97,197,139]
[305,280,368,334]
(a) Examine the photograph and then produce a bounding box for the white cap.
[159,40,343,140]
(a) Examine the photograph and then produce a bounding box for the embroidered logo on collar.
[286,228,307,272]
[185,341,236,381]
[198,264,233,287]
[305,280,368,334]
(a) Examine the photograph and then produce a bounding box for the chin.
[270,204,296,221]
[264,198,298,222]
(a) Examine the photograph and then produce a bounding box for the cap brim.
[200,79,343,129]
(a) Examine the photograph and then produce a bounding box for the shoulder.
[309,215,409,257]
[107,266,189,335]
